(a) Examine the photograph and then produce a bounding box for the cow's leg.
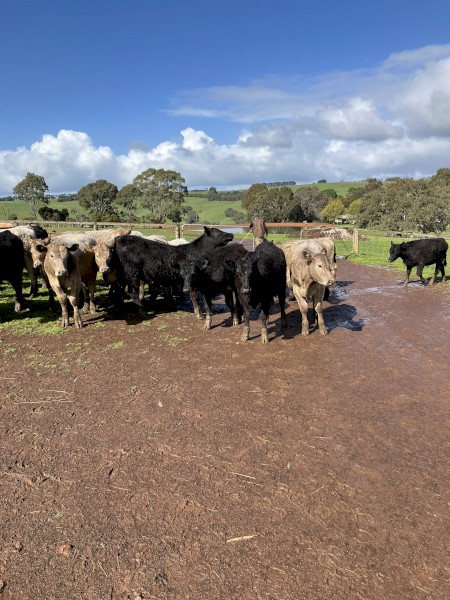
[293,285,309,335]
[53,285,70,328]
[314,290,328,336]
[87,280,96,314]
[24,252,39,297]
[203,294,213,330]
[240,296,251,341]
[404,266,412,286]
[189,290,203,319]
[278,285,288,328]
[67,286,83,329]
[440,260,446,283]
[260,299,271,344]
[234,290,243,325]
[429,263,439,286]
[9,273,25,312]
[41,268,56,309]
[223,289,238,326]
[125,271,147,316]
[417,263,427,285]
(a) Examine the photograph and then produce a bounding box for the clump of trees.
[357,171,450,233]
[38,206,69,221]
[242,184,330,223]
[224,207,246,223]
[207,187,243,202]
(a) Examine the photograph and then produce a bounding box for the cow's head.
[388,242,403,263]
[45,240,79,277]
[179,258,209,293]
[204,226,234,247]
[236,255,253,295]
[30,238,50,268]
[94,242,113,274]
[301,248,336,287]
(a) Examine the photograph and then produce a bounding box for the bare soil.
[0,260,449,600]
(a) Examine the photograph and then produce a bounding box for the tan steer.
[290,244,336,336]
[32,239,98,328]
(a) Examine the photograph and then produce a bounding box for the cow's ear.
[201,259,209,270]
[67,243,79,252]
[204,226,211,236]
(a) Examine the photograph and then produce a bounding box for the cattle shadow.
[281,280,363,339]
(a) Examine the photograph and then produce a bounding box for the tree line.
[6,168,450,233]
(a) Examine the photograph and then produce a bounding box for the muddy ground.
[0,260,449,599]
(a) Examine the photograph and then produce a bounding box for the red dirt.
[0,260,448,599]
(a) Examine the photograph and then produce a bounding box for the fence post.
[175,224,181,239]
[353,228,359,254]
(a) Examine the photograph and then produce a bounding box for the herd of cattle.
[0,225,448,342]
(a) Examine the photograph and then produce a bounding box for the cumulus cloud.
[2,44,450,194]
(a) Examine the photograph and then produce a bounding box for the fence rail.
[3,220,449,269]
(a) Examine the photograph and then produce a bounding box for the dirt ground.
[0,260,449,600]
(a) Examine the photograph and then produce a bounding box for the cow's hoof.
[204,320,211,330]
[261,333,269,344]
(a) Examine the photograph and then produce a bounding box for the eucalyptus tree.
[133,168,186,223]
[13,172,49,218]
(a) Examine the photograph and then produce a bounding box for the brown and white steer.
[32,239,98,328]
[290,244,336,336]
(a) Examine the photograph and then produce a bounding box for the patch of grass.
[106,341,124,349]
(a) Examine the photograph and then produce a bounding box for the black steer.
[180,243,248,329]
[389,238,448,286]
[114,226,233,316]
[0,231,26,314]
[235,240,287,343]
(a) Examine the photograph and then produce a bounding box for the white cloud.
[2,44,450,194]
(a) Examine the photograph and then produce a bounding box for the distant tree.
[55,193,78,202]
[321,188,338,200]
[345,186,364,203]
[13,172,49,218]
[317,179,327,184]
[115,184,142,221]
[287,203,306,222]
[224,207,246,223]
[77,179,118,219]
[292,186,329,221]
[263,186,295,221]
[348,198,363,217]
[207,186,219,201]
[322,199,346,223]
[241,184,270,219]
[133,168,186,223]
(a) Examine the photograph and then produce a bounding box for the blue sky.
[1,0,450,193]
